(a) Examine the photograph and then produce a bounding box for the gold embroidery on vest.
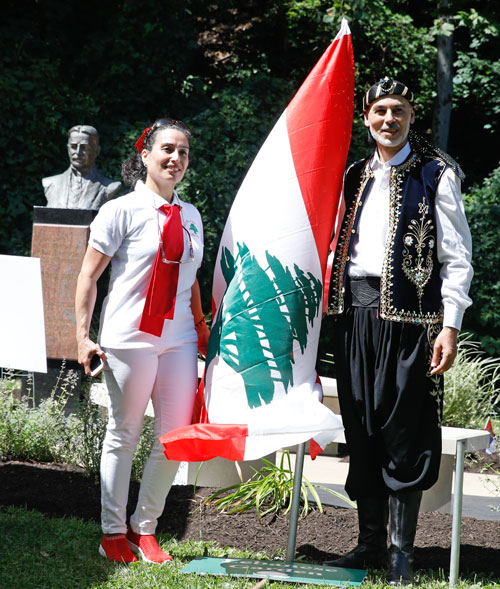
[402,196,435,313]
[426,322,444,427]
[329,161,372,314]
[379,153,443,325]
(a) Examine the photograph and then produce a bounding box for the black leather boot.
[386,491,423,585]
[324,497,388,569]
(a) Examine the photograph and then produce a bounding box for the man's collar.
[371,141,411,169]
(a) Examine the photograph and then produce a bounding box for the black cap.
[363,77,414,111]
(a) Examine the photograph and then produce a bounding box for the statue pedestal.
[30,207,103,409]
[31,207,98,360]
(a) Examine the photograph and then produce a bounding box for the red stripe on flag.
[191,372,209,424]
[160,423,248,461]
[286,27,354,278]
[309,438,323,460]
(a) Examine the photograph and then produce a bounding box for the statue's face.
[67,132,99,174]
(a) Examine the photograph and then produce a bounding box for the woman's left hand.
[195,317,210,358]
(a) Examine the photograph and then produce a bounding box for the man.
[325,77,473,585]
[42,125,121,209]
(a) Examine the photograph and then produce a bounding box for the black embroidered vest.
[328,151,447,325]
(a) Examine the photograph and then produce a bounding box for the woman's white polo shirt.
[88,180,203,348]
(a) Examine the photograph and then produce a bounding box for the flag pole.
[286,441,306,562]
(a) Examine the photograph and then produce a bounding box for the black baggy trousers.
[333,305,444,500]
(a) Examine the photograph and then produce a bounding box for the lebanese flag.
[161,19,354,462]
[484,417,496,455]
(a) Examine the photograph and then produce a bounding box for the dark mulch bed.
[1,459,499,578]
[463,448,500,474]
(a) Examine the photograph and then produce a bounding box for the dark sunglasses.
[152,118,192,137]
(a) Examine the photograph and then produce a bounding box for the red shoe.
[99,534,138,563]
[126,529,173,564]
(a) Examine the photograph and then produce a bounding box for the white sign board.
[0,255,47,373]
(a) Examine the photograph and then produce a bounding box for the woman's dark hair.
[121,118,192,188]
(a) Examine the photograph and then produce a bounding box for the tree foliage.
[1,0,499,350]
[462,165,500,355]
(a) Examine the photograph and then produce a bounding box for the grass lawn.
[1,506,499,589]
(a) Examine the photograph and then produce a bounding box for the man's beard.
[369,123,409,148]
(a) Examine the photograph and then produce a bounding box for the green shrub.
[76,384,107,481]
[131,416,155,483]
[443,335,500,429]
[0,365,81,464]
[0,370,156,484]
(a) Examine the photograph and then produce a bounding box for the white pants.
[100,342,197,535]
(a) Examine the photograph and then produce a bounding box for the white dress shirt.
[348,142,473,330]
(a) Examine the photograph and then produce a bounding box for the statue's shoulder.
[93,170,121,198]
[106,180,122,194]
[42,168,70,188]
[94,169,119,187]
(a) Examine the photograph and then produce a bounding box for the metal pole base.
[286,442,306,562]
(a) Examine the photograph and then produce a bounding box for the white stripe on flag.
[208,113,323,423]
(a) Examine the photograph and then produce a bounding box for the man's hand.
[430,326,459,375]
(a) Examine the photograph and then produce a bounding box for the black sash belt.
[348,276,380,307]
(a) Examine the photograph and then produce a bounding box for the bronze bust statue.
[42,125,121,210]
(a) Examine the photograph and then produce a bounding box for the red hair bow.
[135,126,152,153]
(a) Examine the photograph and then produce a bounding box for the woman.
[75,118,209,564]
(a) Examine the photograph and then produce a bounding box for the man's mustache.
[380,122,400,131]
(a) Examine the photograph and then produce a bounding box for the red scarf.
[139,203,184,336]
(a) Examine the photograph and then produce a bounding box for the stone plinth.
[31,207,97,360]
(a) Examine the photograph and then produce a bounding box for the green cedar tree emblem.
[205,242,322,408]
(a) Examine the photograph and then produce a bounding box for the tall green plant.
[443,335,500,429]
[202,450,355,519]
[76,384,107,481]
